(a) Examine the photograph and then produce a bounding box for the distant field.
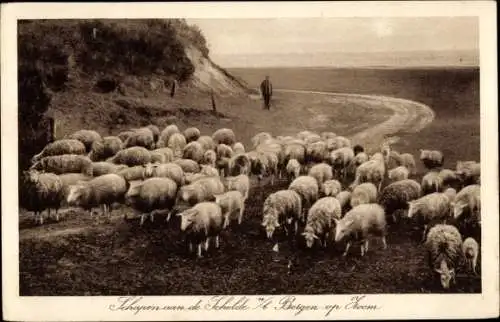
[19,67,481,295]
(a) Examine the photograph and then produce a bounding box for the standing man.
[260,75,273,110]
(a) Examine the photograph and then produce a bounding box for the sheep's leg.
[360,242,365,256]
[342,242,351,257]
[197,244,203,258]
[166,211,172,222]
[204,237,210,251]
[188,242,193,253]
[150,211,155,223]
[215,235,220,249]
[364,239,370,253]
[140,213,146,226]
[421,225,428,243]
[89,209,93,219]
[381,236,387,250]
[294,220,299,235]
[238,205,245,225]
[55,209,60,222]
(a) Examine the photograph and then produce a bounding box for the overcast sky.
[187,17,479,55]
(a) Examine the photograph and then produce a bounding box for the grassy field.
[19,67,480,295]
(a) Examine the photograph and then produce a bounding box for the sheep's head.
[407,201,418,218]
[261,210,279,239]
[419,149,430,160]
[66,182,87,206]
[333,217,354,242]
[302,226,319,248]
[435,261,455,289]
[452,201,467,219]
[143,163,158,178]
[177,208,197,231]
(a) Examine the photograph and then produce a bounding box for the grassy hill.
[18,19,250,171]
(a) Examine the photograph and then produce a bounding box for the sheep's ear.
[313,234,319,240]
[301,232,307,236]
[261,221,267,227]
[450,268,455,276]
[434,268,442,274]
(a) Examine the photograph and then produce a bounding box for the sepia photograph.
[2,1,498,321]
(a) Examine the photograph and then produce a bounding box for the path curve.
[274,88,435,149]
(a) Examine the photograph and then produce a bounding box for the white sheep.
[251,132,273,149]
[305,141,327,163]
[124,127,155,150]
[320,131,337,140]
[438,169,460,188]
[214,190,245,228]
[157,124,180,148]
[329,147,355,179]
[66,129,102,153]
[425,224,463,289]
[176,176,225,207]
[462,237,479,275]
[88,136,124,162]
[32,139,86,164]
[351,153,385,192]
[173,158,201,174]
[85,161,127,177]
[30,154,93,175]
[223,174,250,201]
[334,203,387,257]
[322,180,342,198]
[421,170,443,195]
[456,161,480,185]
[197,135,216,151]
[58,173,92,208]
[452,184,481,225]
[216,143,234,160]
[232,142,246,154]
[151,147,175,164]
[378,179,422,224]
[125,177,178,225]
[182,141,204,163]
[420,149,444,169]
[200,164,219,177]
[227,153,251,177]
[146,124,160,143]
[407,192,453,242]
[183,127,201,143]
[388,166,410,182]
[177,202,225,258]
[303,197,342,248]
[107,146,151,167]
[284,143,306,165]
[212,128,236,146]
[346,152,369,179]
[400,153,416,175]
[443,187,457,202]
[326,136,351,151]
[66,173,129,219]
[202,149,217,167]
[116,165,147,182]
[350,182,378,208]
[308,163,333,186]
[143,162,185,186]
[335,190,352,213]
[167,133,187,158]
[286,159,301,181]
[262,189,302,239]
[289,175,319,219]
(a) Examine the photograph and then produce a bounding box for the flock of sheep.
[21,123,481,290]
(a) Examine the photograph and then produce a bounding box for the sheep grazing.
[183,127,201,143]
[176,176,225,207]
[227,153,251,176]
[303,197,342,248]
[462,237,479,275]
[116,165,147,182]
[151,147,175,163]
[20,170,64,224]
[66,173,129,219]
[286,159,301,181]
[407,192,453,242]
[351,152,385,192]
[183,141,204,163]
[202,149,217,167]
[305,141,328,164]
[251,132,273,149]
[31,139,86,164]
[143,163,185,186]
[322,180,342,198]
[289,175,319,219]
[443,187,457,202]
[350,182,378,208]
[400,153,416,175]
[384,150,403,170]
[30,154,93,175]
[212,128,236,146]
[334,203,387,257]
[85,161,127,177]
[262,189,302,239]
[456,161,480,186]
[216,157,230,178]
[125,177,177,225]
[284,143,306,165]
[177,202,225,258]
[197,135,216,151]
[200,165,219,177]
[174,158,201,174]
[146,124,160,143]
[308,163,333,186]
[88,136,123,162]
[223,174,250,201]
[353,144,364,156]
[157,124,180,148]
[425,224,463,289]
[117,130,136,144]
[214,191,245,228]
[422,170,443,195]
[388,166,410,182]
[438,169,460,188]
[248,151,278,185]
[232,142,246,154]
[379,179,422,224]
[167,133,187,158]
[58,173,92,207]
[66,129,102,153]
[452,184,481,226]
[420,149,444,169]
[108,146,151,167]
[216,144,234,160]
[346,152,370,179]
[124,127,155,150]
[336,190,352,213]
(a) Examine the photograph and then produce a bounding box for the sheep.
[202,149,217,167]
[334,203,387,257]
[157,124,180,148]
[143,163,185,187]
[174,158,201,174]
[88,136,123,161]
[422,170,443,195]
[297,130,316,141]
[400,153,417,175]
[305,141,327,163]
[346,152,370,179]
[58,173,92,207]
[107,146,151,167]
[216,144,234,160]
[350,182,378,208]
[198,164,218,177]
[216,157,231,178]
[420,149,444,169]
[212,128,236,146]
[197,135,216,151]
[286,159,301,181]
[336,190,352,214]
[116,165,147,182]
[326,136,351,151]
[183,127,201,143]
[321,131,337,140]
[232,142,246,154]
[146,124,160,143]
[184,173,209,184]
[303,197,342,248]
[308,163,333,186]
[168,133,187,159]
[353,144,364,156]
[182,141,204,163]
[438,169,460,188]
[31,139,86,164]
[149,147,175,164]
[176,176,225,207]
[443,187,457,202]
[407,192,453,242]
[322,179,342,197]
[262,189,302,239]
[214,191,245,228]
[66,129,102,153]
[329,147,355,179]
[289,175,319,219]
[117,130,136,143]
[66,173,129,219]
[125,177,177,225]
[84,161,127,177]
[351,153,385,192]
[227,153,251,176]
[462,237,479,275]
[388,166,410,182]
[251,132,273,148]
[124,127,155,150]
[30,154,93,175]
[456,161,480,186]
[452,184,481,226]
[384,150,403,170]
[177,202,225,258]
[283,143,306,165]
[20,170,64,224]
[222,174,250,201]
[378,179,422,224]
[248,151,278,185]
[425,224,463,289]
